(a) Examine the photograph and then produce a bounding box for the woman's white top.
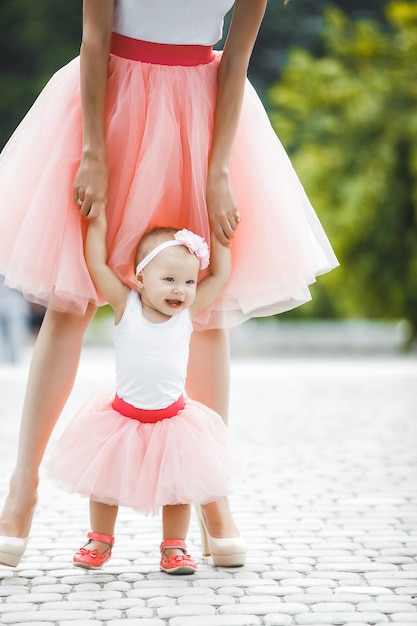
[113,0,235,45]
[114,290,193,410]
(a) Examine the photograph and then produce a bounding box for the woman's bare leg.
[0,304,96,539]
[187,328,239,537]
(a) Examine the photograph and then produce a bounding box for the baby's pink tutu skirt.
[47,392,239,515]
[0,48,338,329]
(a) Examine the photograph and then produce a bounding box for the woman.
[0,0,337,567]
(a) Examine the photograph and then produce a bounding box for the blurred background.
[0,0,416,361]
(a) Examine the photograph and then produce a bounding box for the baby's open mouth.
[166,299,183,308]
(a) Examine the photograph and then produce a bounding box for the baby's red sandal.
[73,531,114,570]
[160,539,197,574]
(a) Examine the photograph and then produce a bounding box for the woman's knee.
[191,327,228,346]
[42,303,97,337]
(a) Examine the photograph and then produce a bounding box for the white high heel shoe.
[196,505,247,567]
[0,536,28,567]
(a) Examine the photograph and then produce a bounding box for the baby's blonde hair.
[134,226,179,272]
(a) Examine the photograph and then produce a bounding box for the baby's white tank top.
[114,290,193,410]
[113,0,235,46]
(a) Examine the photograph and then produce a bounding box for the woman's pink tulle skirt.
[0,51,338,329]
[47,392,239,515]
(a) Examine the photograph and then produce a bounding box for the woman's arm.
[207,0,267,245]
[72,0,115,221]
[189,234,232,316]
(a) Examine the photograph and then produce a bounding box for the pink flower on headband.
[174,229,210,270]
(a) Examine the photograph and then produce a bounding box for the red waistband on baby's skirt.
[112,393,185,422]
[110,32,214,66]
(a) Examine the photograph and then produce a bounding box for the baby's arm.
[190,235,232,316]
[85,212,129,319]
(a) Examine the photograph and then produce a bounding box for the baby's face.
[137,245,200,319]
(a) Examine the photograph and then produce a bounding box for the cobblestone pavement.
[0,347,416,626]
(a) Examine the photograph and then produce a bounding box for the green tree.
[0,0,81,148]
[223,0,386,98]
[268,2,417,340]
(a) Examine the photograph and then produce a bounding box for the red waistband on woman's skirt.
[112,393,185,422]
[110,32,214,66]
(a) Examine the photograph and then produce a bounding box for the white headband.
[136,240,184,275]
[135,229,210,276]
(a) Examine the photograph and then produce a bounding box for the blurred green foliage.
[242,0,385,97]
[269,2,417,335]
[0,0,82,147]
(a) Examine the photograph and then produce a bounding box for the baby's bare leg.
[86,500,118,552]
[162,504,191,557]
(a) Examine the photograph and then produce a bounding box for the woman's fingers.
[85,201,106,221]
[73,187,106,220]
[73,158,108,218]
[228,210,241,234]
[212,210,241,245]
[213,222,230,246]
[73,185,84,207]
[225,209,241,237]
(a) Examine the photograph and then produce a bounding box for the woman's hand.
[73,153,108,221]
[205,1,266,245]
[74,0,113,220]
[206,170,241,246]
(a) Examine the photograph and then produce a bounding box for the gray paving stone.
[358,602,417,613]
[5,592,64,603]
[307,572,362,581]
[177,594,237,605]
[264,616,294,626]
[156,603,216,618]
[59,622,103,626]
[336,586,394,595]
[375,623,417,626]
[46,600,102,612]
[377,595,417,604]
[58,622,103,626]
[0,603,35,613]
[0,610,95,622]
[219,603,307,616]
[22,623,61,626]
[315,563,398,573]
[280,578,338,588]
[288,593,373,605]
[294,612,390,624]
[169,617,261,626]
[126,586,210,599]
[105,621,165,626]
[0,585,28,597]
[95,608,122,620]
[310,602,356,611]
[397,588,417,596]
[124,605,155,618]
[363,579,417,588]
